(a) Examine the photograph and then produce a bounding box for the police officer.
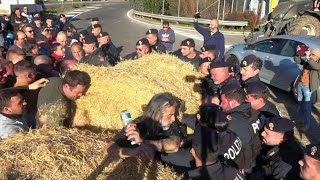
[91,24,103,40]
[82,36,110,66]
[220,84,262,170]
[188,124,245,180]
[145,29,166,53]
[179,38,201,70]
[78,30,89,43]
[199,57,213,76]
[299,143,320,180]
[86,17,99,36]
[244,81,282,119]
[202,61,240,105]
[251,117,304,180]
[196,104,246,170]
[97,32,120,66]
[240,54,263,87]
[59,14,76,32]
[124,38,151,60]
[200,45,217,62]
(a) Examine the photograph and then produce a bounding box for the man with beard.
[37,70,91,128]
[0,88,28,139]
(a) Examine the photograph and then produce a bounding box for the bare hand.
[28,78,49,90]
[125,124,143,145]
[305,49,311,59]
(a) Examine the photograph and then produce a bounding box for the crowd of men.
[0,6,319,180]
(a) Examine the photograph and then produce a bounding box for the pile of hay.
[75,53,201,130]
[0,128,182,179]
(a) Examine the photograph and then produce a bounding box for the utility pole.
[217,0,220,20]
[162,0,165,15]
[196,0,199,12]
[231,0,234,14]
[222,0,226,20]
[178,0,181,17]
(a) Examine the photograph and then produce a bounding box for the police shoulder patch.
[311,146,317,156]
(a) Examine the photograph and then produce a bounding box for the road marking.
[126,9,231,49]
[66,4,110,21]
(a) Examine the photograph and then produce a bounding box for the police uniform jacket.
[227,103,262,169]
[150,40,166,53]
[206,76,240,100]
[124,52,139,60]
[256,137,304,180]
[100,40,120,66]
[179,51,202,71]
[187,161,245,180]
[258,100,282,118]
[82,48,111,67]
[240,74,260,87]
[59,22,76,32]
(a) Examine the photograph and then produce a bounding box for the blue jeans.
[297,82,314,126]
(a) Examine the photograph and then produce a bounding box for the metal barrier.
[133,10,248,28]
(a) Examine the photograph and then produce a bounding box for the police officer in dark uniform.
[299,143,320,180]
[58,14,76,32]
[200,45,217,62]
[86,17,99,36]
[82,36,110,66]
[240,54,263,87]
[91,24,103,43]
[97,32,120,66]
[178,38,202,70]
[202,61,240,105]
[145,29,166,53]
[188,124,245,180]
[78,30,89,43]
[245,81,282,119]
[124,38,151,60]
[220,84,262,170]
[250,117,304,180]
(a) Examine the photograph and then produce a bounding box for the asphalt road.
[71,0,319,144]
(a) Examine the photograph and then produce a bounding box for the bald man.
[194,18,225,62]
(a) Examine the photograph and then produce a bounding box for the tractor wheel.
[288,15,320,36]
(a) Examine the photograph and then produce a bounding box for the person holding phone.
[294,45,320,131]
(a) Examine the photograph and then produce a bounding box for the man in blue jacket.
[194,19,225,62]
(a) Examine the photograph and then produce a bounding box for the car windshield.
[252,39,286,55]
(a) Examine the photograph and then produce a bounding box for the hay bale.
[75,53,201,130]
[0,129,182,179]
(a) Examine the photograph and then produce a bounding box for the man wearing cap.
[59,14,76,33]
[200,45,217,62]
[199,57,213,76]
[194,18,225,62]
[179,38,201,70]
[82,36,110,66]
[245,81,282,120]
[294,47,320,131]
[220,84,262,170]
[91,24,103,38]
[299,143,320,180]
[78,30,89,43]
[251,117,304,179]
[188,124,245,179]
[240,54,263,87]
[158,21,175,52]
[124,38,151,60]
[145,29,166,53]
[98,32,120,66]
[203,61,240,105]
[86,17,99,36]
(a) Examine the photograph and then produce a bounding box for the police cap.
[92,24,102,29]
[146,29,158,35]
[192,124,219,160]
[266,117,295,133]
[79,30,89,39]
[209,61,228,69]
[136,38,150,46]
[98,32,109,38]
[83,36,96,44]
[92,17,99,21]
[244,81,268,95]
[59,14,66,18]
[220,84,243,95]
[305,143,320,161]
[199,57,213,66]
[240,54,261,67]
[201,45,216,52]
[180,38,195,47]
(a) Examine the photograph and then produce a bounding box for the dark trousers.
[161,148,195,174]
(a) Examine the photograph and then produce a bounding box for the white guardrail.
[134,10,248,28]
